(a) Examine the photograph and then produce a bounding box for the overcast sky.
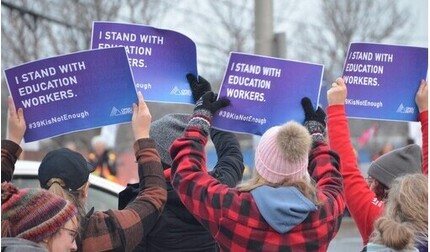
[286,0,427,47]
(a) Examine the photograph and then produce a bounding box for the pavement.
[328,217,363,251]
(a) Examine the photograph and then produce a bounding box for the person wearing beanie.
[2,93,167,251]
[170,91,345,251]
[3,97,78,252]
[326,77,428,246]
[365,174,428,252]
[367,144,422,189]
[118,74,244,251]
[1,182,78,252]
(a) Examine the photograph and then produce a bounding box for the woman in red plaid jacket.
[170,92,346,251]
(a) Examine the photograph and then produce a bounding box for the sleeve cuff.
[1,140,23,162]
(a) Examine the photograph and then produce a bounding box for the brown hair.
[237,171,321,206]
[370,174,428,249]
[373,180,388,201]
[45,178,88,234]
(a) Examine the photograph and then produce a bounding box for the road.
[328,217,363,251]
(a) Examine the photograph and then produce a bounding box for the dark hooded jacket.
[119,128,244,251]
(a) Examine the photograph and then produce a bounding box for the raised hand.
[301,97,326,142]
[7,96,26,144]
[132,92,151,140]
[187,74,212,103]
[301,97,326,128]
[193,91,230,120]
[415,79,428,113]
[327,77,347,106]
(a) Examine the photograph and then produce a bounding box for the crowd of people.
[1,75,427,251]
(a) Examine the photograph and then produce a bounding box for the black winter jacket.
[119,128,244,252]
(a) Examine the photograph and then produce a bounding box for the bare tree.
[2,0,415,158]
[176,0,255,87]
[0,0,295,145]
[1,0,171,153]
[289,0,411,82]
[287,0,414,156]
[122,0,174,25]
[183,0,296,87]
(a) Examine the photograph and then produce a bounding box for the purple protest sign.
[342,42,428,122]
[4,47,137,142]
[212,52,323,136]
[91,21,197,104]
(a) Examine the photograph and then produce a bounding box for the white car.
[12,160,125,211]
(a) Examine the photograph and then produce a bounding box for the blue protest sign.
[91,21,197,104]
[4,47,137,142]
[342,42,428,122]
[212,52,323,136]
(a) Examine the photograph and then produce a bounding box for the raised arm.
[301,97,345,221]
[1,96,26,182]
[170,91,233,234]
[208,128,244,187]
[415,79,428,174]
[188,73,245,186]
[128,91,167,234]
[82,92,167,251]
[326,78,383,244]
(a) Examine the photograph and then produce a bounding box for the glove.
[301,97,326,142]
[194,91,230,119]
[190,91,230,134]
[187,73,212,103]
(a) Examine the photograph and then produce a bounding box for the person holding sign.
[2,96,26,183]
[326,77,428,248]
[2,93,167,251]
[2,97,79,252]
[169,92,345,251]
[118,74,245,251]
[365,174,428,252]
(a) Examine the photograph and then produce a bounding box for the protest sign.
[91,21,197,104]
[212,52,323,136]
[4,47,137,142]
[342,42,428,122]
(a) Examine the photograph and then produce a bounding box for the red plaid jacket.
[171,126,345,252]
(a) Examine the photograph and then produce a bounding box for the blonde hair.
[237,171,321,206]
[370,174,428,249]
[45,178,88,230]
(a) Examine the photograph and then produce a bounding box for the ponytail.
[370,215,416,250]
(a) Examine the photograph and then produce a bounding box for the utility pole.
[253,0,275,152]
[254,0,286,58]
[254,0,273,56]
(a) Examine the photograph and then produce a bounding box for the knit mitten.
[301,97,326,143]
[190,91,230,135]
[187,74,212,103]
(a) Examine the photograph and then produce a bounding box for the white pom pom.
[276,121,312,162]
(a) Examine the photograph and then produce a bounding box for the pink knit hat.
[255,121,312,184]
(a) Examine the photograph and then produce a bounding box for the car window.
[12,175,40,189]
[87,184,120,211]
[11,175,119,211]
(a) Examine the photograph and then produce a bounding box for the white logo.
[396,104,414,114]
[110,106,132,116]
[170,86,192,96]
